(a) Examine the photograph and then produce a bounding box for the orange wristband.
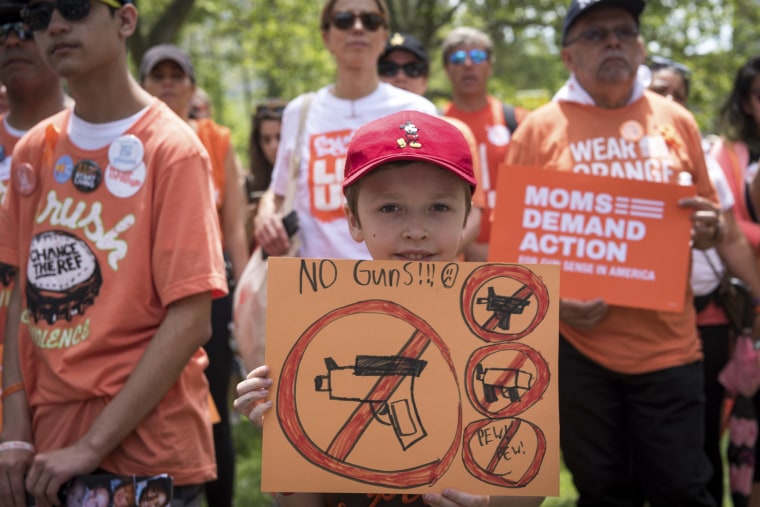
[0,382,25,402]
[754,304,760,315]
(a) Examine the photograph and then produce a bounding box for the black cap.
[139,44,195,83]
[380,32,428,64]
[0,0,25,24]
[562,0,645,45]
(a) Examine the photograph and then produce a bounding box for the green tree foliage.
[131,0,760,159]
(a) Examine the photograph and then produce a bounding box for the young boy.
[234,111,543,507]
[0,1,226,505]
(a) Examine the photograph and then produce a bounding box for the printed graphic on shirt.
[35,190,136,271]
[569,121,678,182]
[26,230,102,324]
[309,129,352,223]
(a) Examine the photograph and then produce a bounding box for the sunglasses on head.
[329,11,385,32]
[21,0,123,32]
[378,60,427,79]
[448,49,489,65]
[255,104,285,116]
[0,21,33,43]
[649,55,691,77]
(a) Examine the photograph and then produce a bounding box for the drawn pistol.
[475,363,533,403]
[314,355,428,450]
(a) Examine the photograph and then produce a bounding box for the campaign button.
[72,160,102,193]
[108,135,144,172]
[54,155,74,184]
[105,162,146,198]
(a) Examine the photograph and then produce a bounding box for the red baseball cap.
[343,110,476,192]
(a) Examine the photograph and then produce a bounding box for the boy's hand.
[234,365,274,428]
[0,448,34,507]
[25,440,100,507]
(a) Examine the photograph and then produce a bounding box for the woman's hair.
[320,0,390,31]
[719,55,760,148]
[248,99,287,197]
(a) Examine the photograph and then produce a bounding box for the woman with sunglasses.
[139,43,249,507]
[252,0,436,263]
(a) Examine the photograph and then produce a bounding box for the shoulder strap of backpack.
[503,103,518,132]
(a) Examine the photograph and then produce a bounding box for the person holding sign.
[234,111,543,506]
[505,0,720,505]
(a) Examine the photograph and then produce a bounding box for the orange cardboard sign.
[489,165,695,312]
[262,258,560,497]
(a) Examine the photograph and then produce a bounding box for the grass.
[229,417,579,507]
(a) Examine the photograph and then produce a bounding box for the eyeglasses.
[378,61,428,78]
[564,26,639,46]
[447,49,489,65]
[0,22,33,43]
[329,11,385,32]
[21,0,123,32]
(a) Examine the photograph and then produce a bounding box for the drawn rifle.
[476,286,531,330]
[314,355,428,450]
[475,363,533,403]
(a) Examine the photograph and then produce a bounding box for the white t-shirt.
[270,83,438,259]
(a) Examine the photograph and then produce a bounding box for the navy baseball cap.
[562,0,645,45]
[381,32,428,64]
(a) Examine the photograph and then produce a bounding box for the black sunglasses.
[21,0,122,32]
[255,104,285,115]
[0,21,33,43]
[329,11,385,32]
[378,61,428,79]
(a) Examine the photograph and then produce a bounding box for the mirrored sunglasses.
[448,49,489,66]
[378,61,428,78]
[21,0,123,32]
[330,11,385,32]
[255,104,285,116]
[0,21,33,43]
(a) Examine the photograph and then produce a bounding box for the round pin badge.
[71,160,102,193]
[54,155,74,184]
[13,162,36,196]
[105,161,146,198]
[0,145,6,162]
[108,135,144,172]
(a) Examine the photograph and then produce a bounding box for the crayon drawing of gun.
[476,286,532,330]
[314,355,428,450]
[475,363,533,403]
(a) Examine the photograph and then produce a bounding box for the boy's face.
[345,162,468,262]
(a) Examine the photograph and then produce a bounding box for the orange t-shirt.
[0,101,227,484]
[507,90,717,375]
[443,96,527,243]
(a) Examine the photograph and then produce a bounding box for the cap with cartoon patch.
[343,110,476,191]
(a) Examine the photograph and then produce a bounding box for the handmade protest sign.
[262,258,560,497]
[489,165,695,312]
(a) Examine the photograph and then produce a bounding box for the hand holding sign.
[678,195,723,250]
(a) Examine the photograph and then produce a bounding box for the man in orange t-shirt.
[441,26,528,262]
[0,0,66,433]
[507,1,719,505]
[0,1,226,505]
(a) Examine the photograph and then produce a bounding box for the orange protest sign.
[262,258,560,497]
[489,165,695,312]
